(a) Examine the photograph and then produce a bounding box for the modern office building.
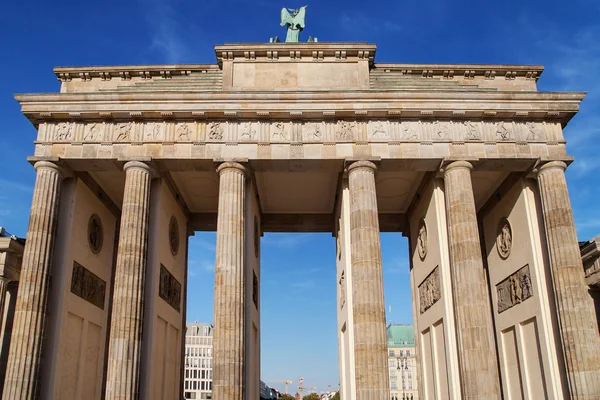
[184,322,214,399]
[387,324,418,400]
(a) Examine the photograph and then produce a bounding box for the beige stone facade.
[4,41,600,399]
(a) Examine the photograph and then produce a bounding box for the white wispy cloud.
[0,178,33,192]
[261,233,311,249]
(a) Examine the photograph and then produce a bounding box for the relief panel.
[70,261,106,310]
[159,264,181,312]
[497,264,533,313]
[419,266,441,314]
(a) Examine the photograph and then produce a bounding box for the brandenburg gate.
[4,41,600,399]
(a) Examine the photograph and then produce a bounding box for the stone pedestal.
[442,161,501,399]
[3,161,63,400]
[347,160,389,400]
[105,161,154,400]
[536,161,600,398]
[212,162,247,400]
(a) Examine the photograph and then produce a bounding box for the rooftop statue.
[280,6,307,43]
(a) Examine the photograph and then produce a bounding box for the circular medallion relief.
[88,214,103,254]
[254,216,260,257]
[497,217,512,259]
[169,216,179,256]
[417,218,428,260]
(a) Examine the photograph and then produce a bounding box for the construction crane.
[297,377,316,398]
[272,379,293,394]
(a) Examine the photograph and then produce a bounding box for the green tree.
[331,392,340,400]
[278,395,295,400]
[303,393,320,400]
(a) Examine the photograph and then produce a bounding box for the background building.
[185,322,278,399]
[184,323,214,399]
[387,324,418,400]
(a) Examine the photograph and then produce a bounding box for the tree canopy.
[303,393,320,400]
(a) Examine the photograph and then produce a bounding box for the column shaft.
[347,160,389,400]
[105,161,153,400]
[537,161,600,398]
[3,161,63,400]
[212,162,246,400]
[443,161,501,399]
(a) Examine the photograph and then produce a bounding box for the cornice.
[373,63,544,81]
[54,64,219,82]
[215,42,377,66]
[15,91,585,126]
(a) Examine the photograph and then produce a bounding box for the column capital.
[347,160,378,174]
[442,160,473,176]
[536,160,567,177]
[217,161,247,176]
[33,160,64,176]
[123,160,155,177]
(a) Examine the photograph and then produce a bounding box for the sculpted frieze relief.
[115,122,133,141]
[176,122,193,141]
[368,121,388,140]
[42,120,551,144]
[144,122,164,141]
[497,264,533,313]
[55,122,74,141]
[239,122,257,141]
[207,122,224,140]
[84,122,104,141]
[336,120,356,141]
[303,122,323,141]
[271,121,289,141]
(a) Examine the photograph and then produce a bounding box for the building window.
[389,350,395,357]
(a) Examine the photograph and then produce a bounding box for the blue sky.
[1,0,600,394]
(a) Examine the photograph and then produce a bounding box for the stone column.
[0,278,9,341]
[442,161,501,399]
[105,161,154,400]
[347,160,389,400]
[3,161,63,400]
[536,161,600,398]
[212,162,247,400]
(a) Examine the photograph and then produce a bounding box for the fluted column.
[0,278,9,342]
[536,161,600,398]
[442,161,501,399]
[105,161,154,400]
[3,161,63,400]
[212,162,247,400]
[347,160,389,400]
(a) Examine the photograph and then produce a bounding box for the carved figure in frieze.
[88,214,103,254]
[400,122,419,140]
[272,122,288,141]
[115,122,133,141]
[495,122,511,140]
[336,120,356,141]
[240,122,256,140]
[368,121,387,139]
[463,121,481,140]
[176,123,192,141]
[208,122,224,140]
[304,122,322,141]
[432,120,450,139]
[521,270,532,298]
[84,123,102,141]
[497,218,512,259]
[144,122,162,141]
[526,122,544,141]
[55,123,73,141]
[417,218,428,260]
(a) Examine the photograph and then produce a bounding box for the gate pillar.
[442,160,501,399]
[536,161,600,398]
